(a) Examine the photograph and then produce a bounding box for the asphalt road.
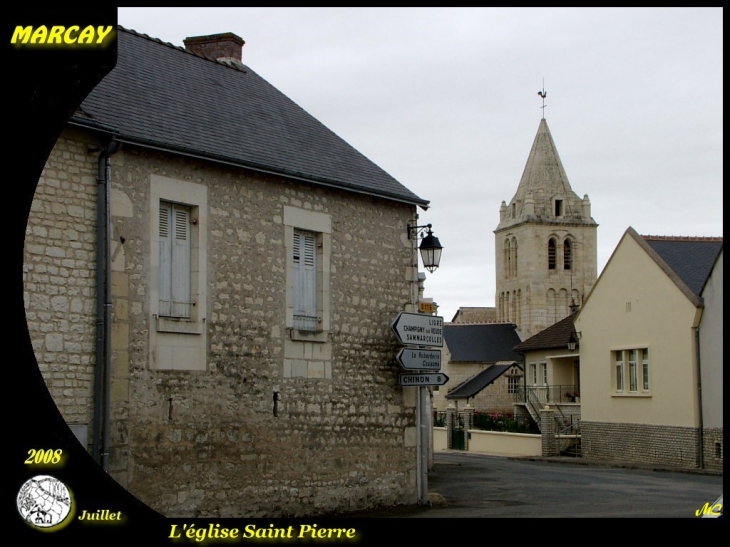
[331,452,723,518]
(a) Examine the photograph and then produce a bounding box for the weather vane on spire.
[537,79,547,119]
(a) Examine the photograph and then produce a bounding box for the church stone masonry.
[495,119,598,340]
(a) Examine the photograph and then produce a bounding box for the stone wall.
[25,129,422,518]
[702,428,723,471]
[581,421,700,468]
[23,129,100,440]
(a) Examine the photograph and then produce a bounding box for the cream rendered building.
[495,119,598,340]
[575,228,723,469]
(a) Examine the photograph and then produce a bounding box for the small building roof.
[450,307,497,324]
[444,323,522,363]
[513,312,577,353]
[445,362,520,400]
[72,27,428,208]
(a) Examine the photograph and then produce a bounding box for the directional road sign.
[396,348,441,371]
[398,373,449,387]
[390,312,443,348]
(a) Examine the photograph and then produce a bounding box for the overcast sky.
[118,7,723,322]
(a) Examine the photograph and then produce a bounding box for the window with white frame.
[530,363,537,386]
[508,376,519,394]
[615,350,624,392]
[614,348,650,394]
[628,349,638,392]
[159,201,192,318]
[642,348,650,391]
[540,362,548,386]
[292,230,318,331]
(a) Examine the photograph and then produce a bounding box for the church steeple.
[494,118,598,339]
[498,119,595,229]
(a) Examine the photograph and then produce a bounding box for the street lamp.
[408,223,443,273]
[567,331,581,352]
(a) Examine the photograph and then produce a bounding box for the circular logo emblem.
[17,475,72,529]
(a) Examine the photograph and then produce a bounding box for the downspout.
[92,138,120,472]
[695,326,704,469]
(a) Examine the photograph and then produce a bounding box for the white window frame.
[540,362,548,386]
[530,363,537,386]
[628,349,638,392]
[642,348,650,392]
[615,350,624,393]
[508,376,519,394]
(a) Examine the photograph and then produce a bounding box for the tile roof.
[513,312,577,353]
[445,362,520,399]
[444,323,522,363]
[72,27,428,207]
[642,236,723,297]
[450,307,497,324]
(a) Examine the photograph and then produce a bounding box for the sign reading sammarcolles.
[390,312,443,348]
[396,348,441,371]
[398,373,449,387]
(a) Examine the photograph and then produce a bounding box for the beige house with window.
[575,227,723,469]
[24,27,431,517]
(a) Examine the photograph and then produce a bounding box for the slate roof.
[513,312,577,353]
[446,362,520,400]
[444,323,522,363]
[450,307,497,324]
[642,236,723,298]
[71,27,428,207]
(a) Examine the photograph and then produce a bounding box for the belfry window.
[555,199,563,217]
[564,239,572,270]
[548,238,556,270]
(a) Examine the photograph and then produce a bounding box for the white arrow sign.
[396,348,441,371]
[391,312,444,348]
[399,373,449,387]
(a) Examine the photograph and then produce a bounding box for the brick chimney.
[183,32,245,66]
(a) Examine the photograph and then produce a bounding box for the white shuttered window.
[293,230,317,331]
[159,201,192,318]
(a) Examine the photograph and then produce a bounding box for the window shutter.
[171,205,191,318]
[159,202,172,316]
[159,202,191,318]
[293,230,317,330]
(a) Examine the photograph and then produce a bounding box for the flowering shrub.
[472,411,538,434]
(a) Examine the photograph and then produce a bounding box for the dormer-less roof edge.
[74,123,430,208]
[627,227,703,308]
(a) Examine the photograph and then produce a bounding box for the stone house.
[575,227,723,470]
[23,27,432,517]
[432,323,522,414]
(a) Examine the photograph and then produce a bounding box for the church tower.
[495,118,598,339]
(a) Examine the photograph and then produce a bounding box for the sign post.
[391,310,444,506]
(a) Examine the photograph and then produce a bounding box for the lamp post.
[406,221,443,506]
